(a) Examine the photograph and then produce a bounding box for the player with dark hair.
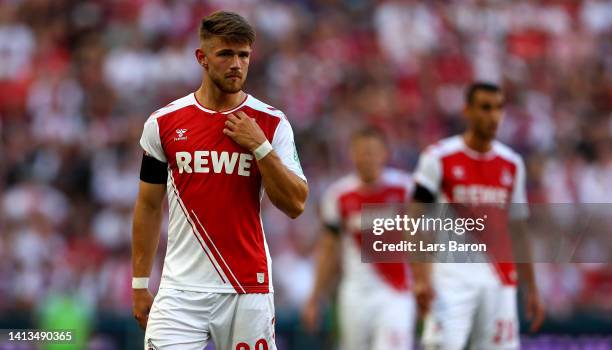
[131,11,308,350]
[413,82,544,349]
[302,127,416,350]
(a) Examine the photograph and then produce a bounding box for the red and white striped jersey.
[321,168,414,292]
[414,135,528,286]
[140,92,306,294]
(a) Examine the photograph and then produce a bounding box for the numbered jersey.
[140,93,306,294]
[413,135,528,286]
[321,168,414,292]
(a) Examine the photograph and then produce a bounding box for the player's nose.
[230,54,241,68]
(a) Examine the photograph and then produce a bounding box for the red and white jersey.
[140,92,306,294]
[321,168,413,293]
[414,135,528,286]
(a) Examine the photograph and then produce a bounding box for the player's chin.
[221,81,244,94]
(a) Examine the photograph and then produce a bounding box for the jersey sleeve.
[271,116,306,182]
[320,185,341,232]
[413,148,442,195]
[510,156,529,220]
[140,117,167,163]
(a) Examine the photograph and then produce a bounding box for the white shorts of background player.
[338,282,416,350]
[422,264,519,350]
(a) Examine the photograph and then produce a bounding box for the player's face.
[350,136,388,183]
[200,37,251,93]
[464,91,504,141]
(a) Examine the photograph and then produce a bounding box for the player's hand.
[525,287,545,332]
[301,297,321,334]
[133,289,154,330]
[413,279,435,317]
[223,110,267,151]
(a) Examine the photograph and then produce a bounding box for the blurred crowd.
[1,0,612,337]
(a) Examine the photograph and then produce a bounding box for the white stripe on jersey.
[191,210,247,294]
[167,171,229,285]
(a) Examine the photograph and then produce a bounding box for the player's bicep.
[413,149,442,196]
[320,186,341,236]
[271,116,306,182]
[136,180,166,211]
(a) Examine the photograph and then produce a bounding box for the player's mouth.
[226,74,242,80]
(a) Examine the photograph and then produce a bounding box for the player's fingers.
[223,128,236,138]
[225,120,237,130]
[530,307,544,332]
[234,110,248,119]
[134,313,146,330]
[227,114,241,124]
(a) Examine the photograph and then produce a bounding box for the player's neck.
[359,174,380,188]
[463,131,493,153]
[195,84,246,112]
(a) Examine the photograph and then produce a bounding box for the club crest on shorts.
[147,338,159,350]
[257,272,265,284]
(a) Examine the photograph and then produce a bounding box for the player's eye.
[239,52,250,58]
[480,104,493,111]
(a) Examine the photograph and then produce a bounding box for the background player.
[413,82,545,350]
[302,128,416,350]
[131,11,308,350]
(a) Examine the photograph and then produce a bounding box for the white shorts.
[145,288,276,350]
[422,276,518,350]
[338,283,416,350]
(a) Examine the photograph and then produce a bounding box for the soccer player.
[414,82,544,350]
[302,128,416,350]
[131,11,308,350]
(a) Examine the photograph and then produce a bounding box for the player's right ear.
[195,48,207,68]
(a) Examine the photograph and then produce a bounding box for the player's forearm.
[257,151,308,218]
[309,234,341,302]
[510,221,538,291]
[132,201,163,277]
[410,262,432,284]
[516,263,537,291]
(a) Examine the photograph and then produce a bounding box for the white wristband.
[253,140,273,160]
[132,277,149,289]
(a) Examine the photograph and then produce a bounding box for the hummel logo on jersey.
[175,128,188,141]
[453,165,465,179]
[176,151,253,177]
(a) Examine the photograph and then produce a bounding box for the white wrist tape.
[253,140,273,160]
[132,277,149,289]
